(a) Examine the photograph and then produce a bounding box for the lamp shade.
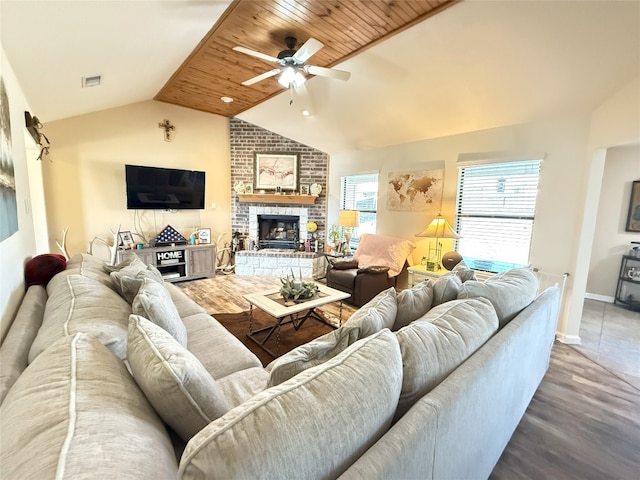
[338,210,360,228]
[416,214,460,239]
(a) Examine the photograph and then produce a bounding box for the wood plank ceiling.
[155,0,461,117]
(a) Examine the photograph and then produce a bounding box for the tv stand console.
[116,244,216,282]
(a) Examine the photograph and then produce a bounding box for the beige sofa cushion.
[0,333,177,479]
[0,285,47,404]
[110,263,164,303]
[393,280,434,330]
[457,267,539,327]
[127,315,231,442]
[431,273,462,306]
[29,274,131,363]
[47,253,114,290]
[346,287,397,337]
[179,329,403,480]
[132,278,187,346]
[394,298,499,420]
[265,324,361,387]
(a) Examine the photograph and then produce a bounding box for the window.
[455,160,541,273]
[340,173,378,248]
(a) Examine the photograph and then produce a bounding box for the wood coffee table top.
[243,284,350,319]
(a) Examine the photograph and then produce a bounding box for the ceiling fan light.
[293,71,306,87]
[278,66,296,88]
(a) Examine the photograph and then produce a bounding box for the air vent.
[82,75,102,88]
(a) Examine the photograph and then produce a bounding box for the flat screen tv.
[125,164,205,210]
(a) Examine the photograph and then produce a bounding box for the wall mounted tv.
[125,164,205,210]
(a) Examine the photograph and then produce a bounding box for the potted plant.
[327,225,341,251]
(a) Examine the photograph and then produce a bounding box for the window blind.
[340,173,378,244]
[456,160,541,273]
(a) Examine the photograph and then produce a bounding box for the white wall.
[43,101,232,261]
[0,47,41,342]
[587,145,640,301]
[329,115,593,340]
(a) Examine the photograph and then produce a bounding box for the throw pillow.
[346,287,397,337]
[265,324,361,387]
[457,267,539,327]
[393,280,434,330]
[132,278,187,346]
[111,264,164,303]
[353,233,416,277]
[329,259,359,270]
[178,329,403,480]
[431,273,462,306]
[24,254,67,287]
[127,315,231,442]
[394,297,498,420]
[452,263,477,282]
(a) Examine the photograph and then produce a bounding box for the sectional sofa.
[0,253,559,479]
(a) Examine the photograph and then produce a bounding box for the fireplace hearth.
[258,215,299,250]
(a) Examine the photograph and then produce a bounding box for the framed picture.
[244,184,253,194]
[118,231,134,249]
[626,181,640,232]
[198,228,211,244]
[300,184,310,195]
[255,153,298,191]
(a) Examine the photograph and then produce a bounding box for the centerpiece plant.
[280,268,319,302]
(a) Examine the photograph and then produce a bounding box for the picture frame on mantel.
[625,180,640,232]
[255,153,298,191]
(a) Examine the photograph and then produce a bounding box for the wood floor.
[178,275,640,479]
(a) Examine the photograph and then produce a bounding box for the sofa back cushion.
[29,274,131,363]
[179,329,403,480]
[353,233,416,277]
[457,267,539,327]
[1,333,177,479]
[265,324,361,387]
[345,287,397,337]
[431,273,462,307]
[132,278,187,346]
[394,298,498,420]
[393,280,434,330]
[127,315,230,442]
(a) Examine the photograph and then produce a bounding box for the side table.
[407,264,449,287]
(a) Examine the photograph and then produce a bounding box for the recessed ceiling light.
[82,75,102,88]
[301,110,310,116]
[220,96,234,103]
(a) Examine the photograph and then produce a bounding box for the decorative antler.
[108,224,122,266]
[56,227,70,260]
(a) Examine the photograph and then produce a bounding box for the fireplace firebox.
[257,215,300,250]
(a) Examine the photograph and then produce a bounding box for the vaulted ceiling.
[155,0,460,117]
[2,1,638,155]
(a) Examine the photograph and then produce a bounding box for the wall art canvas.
[255,153,298,191]
[625,180,640,232]
[387,168,443,213]
[0,77,18,242]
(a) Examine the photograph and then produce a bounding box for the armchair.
[325,234,416,307]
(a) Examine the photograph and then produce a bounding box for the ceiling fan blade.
[293,38,323,63]
[233,46,280,64]
[241,68,282,86]
[305,65,351,81]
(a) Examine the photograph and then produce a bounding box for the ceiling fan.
[233,36,351,88]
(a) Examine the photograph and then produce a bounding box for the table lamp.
[338,210,360,254]
[415,213,460,271]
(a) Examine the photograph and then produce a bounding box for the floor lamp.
[415,213,460,271]
[338,210,360,254]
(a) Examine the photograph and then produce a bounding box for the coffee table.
[244,284,350,357]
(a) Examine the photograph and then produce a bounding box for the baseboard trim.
[556,332,581,345]
[584,293,614,303]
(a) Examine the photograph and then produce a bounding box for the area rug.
[213,309,337,367]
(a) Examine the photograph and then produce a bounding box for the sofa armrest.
[357,266,390,275]
[328,259,359,270]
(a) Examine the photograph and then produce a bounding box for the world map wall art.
[387,168,443,213]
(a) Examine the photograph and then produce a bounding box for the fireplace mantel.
[237,194,317,205]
